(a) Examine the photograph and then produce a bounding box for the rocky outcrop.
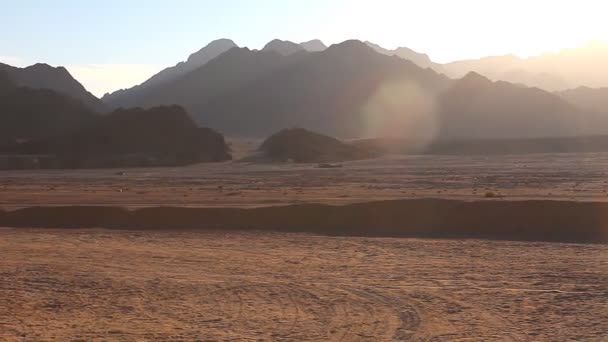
[8,105,231,169]
[259,128,378,163]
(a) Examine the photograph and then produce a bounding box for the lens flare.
[361,81,438,150]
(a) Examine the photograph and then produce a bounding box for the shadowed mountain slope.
[0,71,96,145]
[201,42,599,140]
[0,62,105,112]
[199,40,451,137]
[102,39,238,108]
[436,72,595,140]
[107,47,308,113]
[558,87,608,115]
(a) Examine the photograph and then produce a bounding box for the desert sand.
[0,229,606,341]
[3,152,608,210]
[2,152,608,340]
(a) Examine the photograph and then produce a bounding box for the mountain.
[300,39,327,52]
[444,42,608,91]
[198,40,451,138]
[558,87,608,114]
[102,39,238,108]
[262,39,305,56]
[11,106,231,168]
[0,71,96,145]
[364,41,445,73]
[436,72,600,140]
[0,62,105,112]
[104,47,308,111]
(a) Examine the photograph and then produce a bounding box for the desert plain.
[1,229,607,341]
[1,152,608,341]
[4,152,608,209]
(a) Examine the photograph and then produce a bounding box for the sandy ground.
[1,152,608,340]
[3,152,608,209]
[0,228,606,341]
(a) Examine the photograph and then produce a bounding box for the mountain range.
[443,42,608,91]
[198,40,451,138]
[3,38,608,148]
[100,38,608,110]
[437,72,601,140]
[97,39,608,140]
[101,38,317,108]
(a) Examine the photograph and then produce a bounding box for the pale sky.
[1,0,606,97]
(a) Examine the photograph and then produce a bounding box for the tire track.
[196,282,418,340]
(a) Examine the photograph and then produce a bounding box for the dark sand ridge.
[1,199,607,244]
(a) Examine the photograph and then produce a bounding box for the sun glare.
[330,0,608,62]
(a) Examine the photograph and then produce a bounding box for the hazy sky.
[1,0,606,96]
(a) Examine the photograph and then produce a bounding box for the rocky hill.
[259,128,379,163]
[9,106,231,168]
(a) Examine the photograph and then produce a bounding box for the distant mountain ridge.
[444,42,608,91]
[0,62,105,112]
[103,37,322,107]
[198,40,451,137]
[102,39,238,106]
[557,87,608,114]
[262,39,305,56]
[8,37,608,115]
[104,46,308,111]
[300,39,327,52]
[436,72,600,140]
[139,38,238,89]
[364,41,445,73]
[102,38,449,109]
